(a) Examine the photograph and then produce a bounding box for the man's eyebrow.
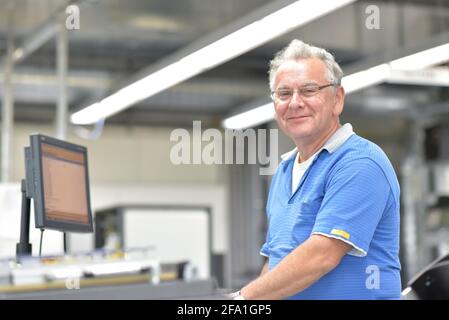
[276,85,291,90]
[302,81,319,86]
[276,81,320,89]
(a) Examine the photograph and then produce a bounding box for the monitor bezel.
[30,134,94,233]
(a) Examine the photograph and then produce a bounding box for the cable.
[39,229,44,257]
[63,232,67,254]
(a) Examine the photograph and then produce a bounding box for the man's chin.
[286,126,310,137]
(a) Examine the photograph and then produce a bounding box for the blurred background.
[0,0,449,297]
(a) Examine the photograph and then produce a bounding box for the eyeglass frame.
[270,82,339,102]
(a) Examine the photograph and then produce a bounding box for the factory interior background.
[0,0,449,299]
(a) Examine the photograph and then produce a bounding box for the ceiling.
[0,0,448,130]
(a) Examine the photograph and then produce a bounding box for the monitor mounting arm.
[16,179,32,256]
[17,146,34,257]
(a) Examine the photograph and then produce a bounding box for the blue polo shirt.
[260,125,401,299]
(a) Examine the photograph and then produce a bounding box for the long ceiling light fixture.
[389,42,449,70]
[70,0,357,125]
[222,102,275,130]
[223,41,449,129]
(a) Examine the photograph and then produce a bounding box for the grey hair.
[268,39,344,91]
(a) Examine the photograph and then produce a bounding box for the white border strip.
[312,232,367,257]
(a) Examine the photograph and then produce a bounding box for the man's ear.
[333,85,345,116]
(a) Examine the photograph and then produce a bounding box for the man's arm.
[260,260,269,277]
[229,260,269,300]
[240,234,351,300]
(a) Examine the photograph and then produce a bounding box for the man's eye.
[303,88,318,94]
[278,90,292,98]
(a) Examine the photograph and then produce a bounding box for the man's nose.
[288,90,305,108]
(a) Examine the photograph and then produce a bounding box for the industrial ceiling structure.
[0,0,448,132]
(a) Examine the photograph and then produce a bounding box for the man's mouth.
[287,115,309,120]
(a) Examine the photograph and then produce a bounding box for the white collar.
[280,123,354,161]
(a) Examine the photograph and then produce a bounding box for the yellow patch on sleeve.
[331,229,350,240]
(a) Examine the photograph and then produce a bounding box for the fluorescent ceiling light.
[223,41,449,129]
[387,67,449,87]
[71,0,357,125]
[341,63,391,94]
[223,103,275,130]
[390,43,449,70]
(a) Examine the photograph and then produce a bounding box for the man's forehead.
[275,58,327,82]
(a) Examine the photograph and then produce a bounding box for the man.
[233,40,401,299]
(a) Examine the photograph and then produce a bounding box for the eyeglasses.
[270,83,337,101]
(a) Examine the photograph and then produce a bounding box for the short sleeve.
[260,242,269,257]
[311,157,392,257]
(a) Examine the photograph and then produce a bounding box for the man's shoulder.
[336,134,391,164]
[333,134,400,194]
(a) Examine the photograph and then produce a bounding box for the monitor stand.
[16,179,32,256]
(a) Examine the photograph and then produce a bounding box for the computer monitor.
[26,134,93,233]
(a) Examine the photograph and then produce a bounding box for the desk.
[0,279,222,300]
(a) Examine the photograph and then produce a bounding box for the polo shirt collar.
[280,123,354,161]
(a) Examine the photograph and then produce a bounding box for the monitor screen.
[29,134,93,233]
